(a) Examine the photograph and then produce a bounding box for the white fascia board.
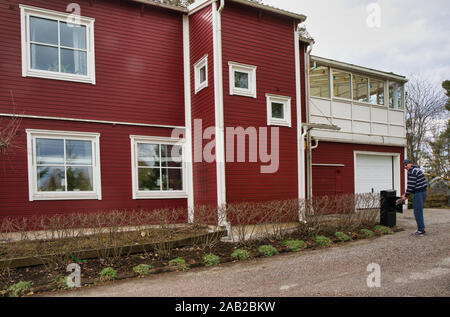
[311,56,408,83]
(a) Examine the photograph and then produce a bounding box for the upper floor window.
[229,61,257,98]
[194,55,208,94]
[369,78,385,105]
[266,94,292,127]
[310,64,330,98]
[353,74,369,103]
[20,5,96,84]
[332,70,351,99]
[27,129,102,201]
[389,82,405,109]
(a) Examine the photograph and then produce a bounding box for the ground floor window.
[130,135,186,199]
[26,129,101,201]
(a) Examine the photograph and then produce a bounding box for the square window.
[131,136,186,199]
[21,5,96,84]
[266,94,291,127]
[27,130,101,201]
[194,55,208,94]
[229,62,257,98]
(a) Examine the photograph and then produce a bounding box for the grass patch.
[99,267,117,281]
[231,249,250,261]
[6,281,32,297]
[361,229,375,237]
[133,264,154,276]
[258,245,279,257]
[203,254,220,267]
[335,232,350,242]
[169,257,189,271]
[374,225,394,235]
[283,240,307,252]
[315,235,333,247]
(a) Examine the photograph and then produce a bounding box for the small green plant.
[258,245,279,257]
[315,235,333,247]
[133,264,154,276]
[361,229,375,237]
[169,257,189,271]
[335,232,350,242]
[203,254,220,267]
[99,267,118,281]
[53,275,72,290]
[7,281,32,297]
[283,240,307,252]
[374,225,394,235]
[231,249,250,261]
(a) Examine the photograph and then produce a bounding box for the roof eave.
[131,0,189,13]
[230,0,307,22]
[311,55,408,83]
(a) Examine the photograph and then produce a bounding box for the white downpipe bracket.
[213,0,227,226]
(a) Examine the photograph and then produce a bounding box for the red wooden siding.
[189,5,217,206]
[221,2,301,202]
[0,118,187,218]
[310,141,405,196]
[0,0,185,127]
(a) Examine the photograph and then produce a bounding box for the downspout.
[305,42,314,200]
[213,0,227,227]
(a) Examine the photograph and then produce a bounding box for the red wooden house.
[0,0,407,224]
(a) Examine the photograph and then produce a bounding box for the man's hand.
[401,194,406,201]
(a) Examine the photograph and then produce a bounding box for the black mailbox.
[380,190,403,227]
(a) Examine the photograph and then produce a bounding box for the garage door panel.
[355,154,394,195]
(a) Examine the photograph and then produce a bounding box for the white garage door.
[355,154,394,195]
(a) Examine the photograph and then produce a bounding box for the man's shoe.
[412,231,426,236]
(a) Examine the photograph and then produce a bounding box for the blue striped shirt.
[406,165,427,196]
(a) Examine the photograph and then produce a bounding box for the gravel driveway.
[42,208,450,297]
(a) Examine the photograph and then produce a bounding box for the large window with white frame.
[332,69,351,99]
[352,74,369,103]
[266,94,292,127]
[369,77,385,106]
[27,129,101,201]
[229,61,257,98]
[130,136,186,199]
[310,64,330,98]
[389,81,405,109]
[194,55,208,94]
[20,5,96,84]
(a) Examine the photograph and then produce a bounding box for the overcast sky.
[264,0,449,87]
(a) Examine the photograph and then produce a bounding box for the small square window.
[266,94,291,127]
[229,61,257,98]
[194,55,208,94]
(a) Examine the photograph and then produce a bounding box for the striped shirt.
[406,165,428,196]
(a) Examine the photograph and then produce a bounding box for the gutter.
[131,0,189,13]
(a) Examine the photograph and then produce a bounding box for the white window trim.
[229,61,257,98]
[194,55,208,94]
[266,93,292,127]
[20,4,96,85]
[130,135,188,200]
[26,129,102,201]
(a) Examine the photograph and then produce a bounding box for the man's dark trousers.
[413,191,427,232]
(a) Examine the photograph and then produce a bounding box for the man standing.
[401,160,428,236]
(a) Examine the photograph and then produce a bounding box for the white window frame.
[266,93,292,127]
[229,61,257,98]
[130,135,187,200]
[26,129,102,201]
[20,4,96,85]
[194,55,208,94]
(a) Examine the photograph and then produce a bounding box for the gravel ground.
[42,208,450,297]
